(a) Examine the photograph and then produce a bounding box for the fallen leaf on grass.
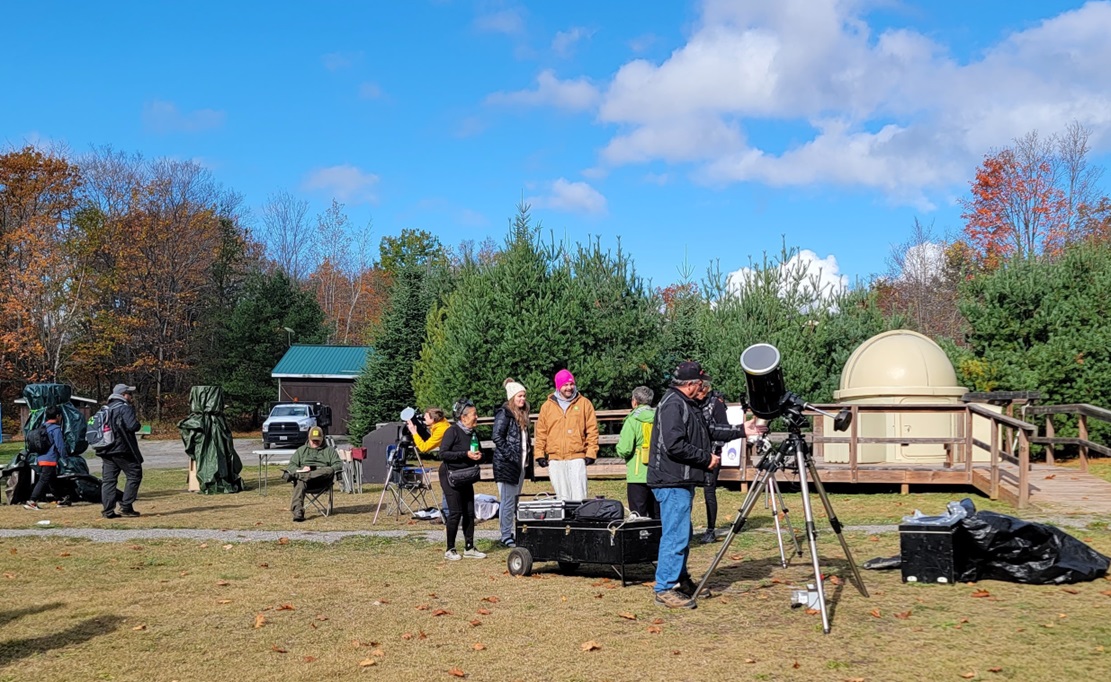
[651,618,664,625]
[793,661,800,669]
[254,614,267,629]
[371,649,384,657]
[895,611,911,619]
[477,608,491,615]
[618,612,637,621]
[223,544,234,550]
[448,668,466,678]
[271,645,288,654]
[302,656,316,663]
[216,580,231,587]
[428,592,438,598]
[960,673,975,679]
[432,609,452,617]
[278,537,290,545]
[868,535,880,542]
[671,650,681,656]
[58,552,71,557]
[419,631,428,640]
[473,643,486,651]
[970,589,991,598]
[132,624,146,631]
[647,626,662,634]
[217,599,232,605]
[1061,587,1079,594]
[1058,613,1068,619]
[1045,474,1056,480]
[744,658,756,664]
[3,573,15,579]
[730,554,744,561]
[869,609,882,618]
[358,658,377,667]
[828,575,843,585]
[277,604,295,611]
[988,667,1003,673]
[470,620,482,627]
[9,548,15,555]
[482,596,500,603]
[315,614,328,621]
[401,633,413,640]
[1100,590,1111,597]
[581,641,601,652]
[415,604,430,611]
[199,543,208,549]
[805,608,820,616]
[129,544,141,550]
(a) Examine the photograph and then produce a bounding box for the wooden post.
[849,405,859,484]
[1018,428,1030,508]
[989,418,999,500]
[964,408,974,479]
[187,460,200,493]
[1078,414,1089,473]
[1044,415,1055,466]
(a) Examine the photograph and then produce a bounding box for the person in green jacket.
[283,426,341,522]
[615,386,659,519]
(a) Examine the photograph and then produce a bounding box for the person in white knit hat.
[491,378,530,547]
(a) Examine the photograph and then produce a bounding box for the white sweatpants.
[548,458,588,502]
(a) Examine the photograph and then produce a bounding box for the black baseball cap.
[673,361,711,382]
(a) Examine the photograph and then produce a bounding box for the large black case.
[512,517,662,585]
[899,519,959,584]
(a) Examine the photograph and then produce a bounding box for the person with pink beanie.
[532,368,598,501]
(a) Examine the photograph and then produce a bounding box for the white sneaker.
[444,549,461,561]
[463,547,486,559]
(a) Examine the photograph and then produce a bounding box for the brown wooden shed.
[271,345,371,435]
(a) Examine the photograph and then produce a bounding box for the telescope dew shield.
[741,343,787,421]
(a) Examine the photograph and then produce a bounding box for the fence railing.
[1025,404,1111,472]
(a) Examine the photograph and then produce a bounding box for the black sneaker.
[102,511,120,519]
[701,529,717,544]
[676,577,713,600]
[119,509,141,518]
[292,515,305,523]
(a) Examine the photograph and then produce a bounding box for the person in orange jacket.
[533,369,598,501]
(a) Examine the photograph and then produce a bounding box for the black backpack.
[25,425,51,455]
[574,497,625,522]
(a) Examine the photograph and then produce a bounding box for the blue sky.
[5,0,1111,290]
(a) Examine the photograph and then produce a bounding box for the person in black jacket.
[99,384,144,519]
[648,362,761,609]
[696,384,730,544]
[492,378,530,548]
[439,400,486,561]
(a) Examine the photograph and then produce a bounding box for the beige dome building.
[824,330,993,464]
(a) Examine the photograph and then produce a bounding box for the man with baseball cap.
[648,361,764,609]
[283,426,342,522]
[99,383,144,518]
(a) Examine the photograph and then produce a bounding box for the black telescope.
[740,343,852,431]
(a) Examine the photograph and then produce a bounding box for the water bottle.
[470,433,480,453]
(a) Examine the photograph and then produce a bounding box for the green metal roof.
[271,345,371,379]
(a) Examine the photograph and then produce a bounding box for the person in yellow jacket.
[533,369,598,501]
[406,407,449,454]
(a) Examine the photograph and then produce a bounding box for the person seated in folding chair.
[283,427,342,522]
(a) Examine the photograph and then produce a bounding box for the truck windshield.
[271,406,310,418]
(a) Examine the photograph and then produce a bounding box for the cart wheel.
[557,561,580,573]
[507,547,533,576]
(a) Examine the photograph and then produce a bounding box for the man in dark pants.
[283,426,341,522]
[99,384,144,519]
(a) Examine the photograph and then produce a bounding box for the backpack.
[638,421,653,465]
[86,405,117,452]
[26,424,51,455]
[574,497,625,522]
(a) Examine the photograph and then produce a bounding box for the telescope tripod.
[694,418,869,633]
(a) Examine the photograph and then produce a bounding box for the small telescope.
[740,343,852,431]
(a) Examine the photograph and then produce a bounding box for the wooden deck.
[1016,463,1111,515]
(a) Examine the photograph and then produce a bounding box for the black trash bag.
[956,511,1110,584]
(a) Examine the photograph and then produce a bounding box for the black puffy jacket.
[491,405,529,484]
[99,396,143,463]
[647,388,743,488]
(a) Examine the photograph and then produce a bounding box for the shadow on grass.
[0,602,63,628]
[150,504,252,517]
[0,615,124,666]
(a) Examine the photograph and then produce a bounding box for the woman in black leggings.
[439,401,486,560]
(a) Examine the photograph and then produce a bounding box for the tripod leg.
[805,457,869,598]
[765,476,789,568]
[793,443,832,634]
[372,467,391,524]
[770,477,803,557]
[693,465,776,602]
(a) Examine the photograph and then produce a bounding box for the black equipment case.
[507,515,662,586]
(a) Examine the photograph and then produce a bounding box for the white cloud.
[358,82,384,99]
[301,165,380,204]
[527,178,607,216]
[321,51,361,71]
[486,69,600,112]
[578,0,1111,203]
[552,26,595,57]
[475,8,525,35]
[628,33,657,54]
[899,241,946,282]
[727,249,847,306]
[142,100,225,134]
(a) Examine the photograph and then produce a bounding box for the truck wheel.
[507,548,533,576]
[557,561,580,573]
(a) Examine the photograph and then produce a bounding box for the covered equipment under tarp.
[177,386,243,494]
[3,383,101,504]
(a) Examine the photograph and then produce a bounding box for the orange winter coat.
[533,392,599,461]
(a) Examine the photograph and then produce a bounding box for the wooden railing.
[1025,404,1111,472]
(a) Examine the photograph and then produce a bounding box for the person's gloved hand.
[535,457,549,468]
[584,457,596,466]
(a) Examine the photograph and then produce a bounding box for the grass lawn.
[1,458,1110,680]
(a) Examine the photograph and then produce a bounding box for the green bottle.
[470,433,480,453]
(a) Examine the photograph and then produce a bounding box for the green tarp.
[177,386,243,494]
[3,383,100,504]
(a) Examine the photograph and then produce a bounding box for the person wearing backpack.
[98,384,144,519]
[24,406,69,511]
[615,385,659,519]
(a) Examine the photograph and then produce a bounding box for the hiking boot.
[463,547,487,559]
[654,589,696,609]
[102,511,120,519]
[701,529,717,544]
[676,577,713,599]
[500,539,516,548]
[292,515,305,523]
[119,508,141,518]
[281,471,293,483]
[444,549,461,561]
[23,501,41,511]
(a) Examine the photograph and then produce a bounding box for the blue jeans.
[652,486,694,593]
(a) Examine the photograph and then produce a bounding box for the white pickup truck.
[260,402,331,449]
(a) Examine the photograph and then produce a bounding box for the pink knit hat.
[554,369,575,390]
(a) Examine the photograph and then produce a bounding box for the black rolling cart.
[506,513,662,586]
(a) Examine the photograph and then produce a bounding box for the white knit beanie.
[504,379,527,401]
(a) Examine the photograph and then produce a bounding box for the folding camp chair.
[304,472,339,518]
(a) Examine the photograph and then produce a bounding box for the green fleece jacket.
[615,405,655,484]
[286,443,342,475]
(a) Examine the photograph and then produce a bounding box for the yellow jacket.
[413,419,448,453]
[534,392,598,461]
